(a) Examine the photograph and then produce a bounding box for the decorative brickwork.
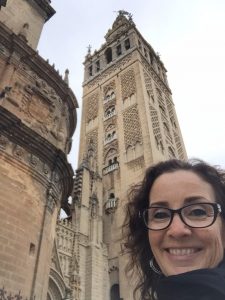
[141,57,171,95]
[120,68,136,100]
[149,104,164,151]
[127,156,145,171]
[122,104,142,149]
[143,69,153,94]
[85,92,99,123]
[86,129,98,159]
[173,130,185,160]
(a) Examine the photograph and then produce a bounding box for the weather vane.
[114,10,133,21]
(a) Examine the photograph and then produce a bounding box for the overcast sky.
[38,0,225,169]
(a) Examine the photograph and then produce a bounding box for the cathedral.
[0,1,186,300]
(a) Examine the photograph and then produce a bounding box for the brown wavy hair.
[122,159,225,300]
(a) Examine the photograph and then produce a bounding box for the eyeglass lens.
[144,203,218,230]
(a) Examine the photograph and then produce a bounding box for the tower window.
[88,65,93,76]
[105,48,112,64]
[124,38,130,50]
[138,40,142,51]
[144,48,148,58]
[116,44,122,56]
[96,60,100,72]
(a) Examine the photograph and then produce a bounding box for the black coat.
[155,260,225,300]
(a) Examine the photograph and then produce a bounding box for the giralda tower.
[72,11,186,300]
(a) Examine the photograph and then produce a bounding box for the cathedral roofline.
[0,21,78,138]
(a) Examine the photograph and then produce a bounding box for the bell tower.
[72,11,186,300]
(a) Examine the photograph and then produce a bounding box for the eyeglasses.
[142,202,222,231]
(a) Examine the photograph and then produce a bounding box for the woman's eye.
[189,208,207,217]
[153,211,170,219]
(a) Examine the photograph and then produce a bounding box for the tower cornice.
[30,0,55,21]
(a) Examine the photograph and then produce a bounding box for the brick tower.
[59,10,186,300]
[0,1,78,299]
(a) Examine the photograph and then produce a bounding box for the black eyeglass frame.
[141,202,222,231]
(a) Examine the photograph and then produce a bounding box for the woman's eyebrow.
[149,196,209,207]
[149,201,169,207]
[183,196,209,204]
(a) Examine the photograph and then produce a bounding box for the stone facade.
[0,1,78,299]
[55,10,186,300]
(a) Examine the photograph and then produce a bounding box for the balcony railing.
[105,198,118,213]
[103,162,119,175]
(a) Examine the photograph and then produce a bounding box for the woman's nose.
[167,214,192,238]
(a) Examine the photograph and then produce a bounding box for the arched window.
[88,65,93,76]
[105,48,112,64]
[116,44,122,56]
[109,193,115,199]
[168,146,176,158]
[105,106,115,117]
[124,38,130,50]
[159,105,165,115]
[163,122,170,135]
[110,284,120,300]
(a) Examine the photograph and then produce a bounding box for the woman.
[124,159,225,300]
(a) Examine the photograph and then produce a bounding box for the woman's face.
[148,170,225,276]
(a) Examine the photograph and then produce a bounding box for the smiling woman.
[123,159,225,300]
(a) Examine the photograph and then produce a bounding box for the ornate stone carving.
[143,69,154,96]
[104,98,116,111]
[173,130,185,160]
[127,156,145,171]
[0,134,9,150]
[122,104,142,149]
[46,187,57,213]
[120,67,136,100]
[149,104,163,151]
[104,123,116,132]
[103,140,118,162]
[29,94,51,122]
[0,287,26,300]
[141,57,171,95]
[6,81,23,107]
[86,129,98,161]
[103,80,116,95]
[85,92,99,123]
[29,153,38,167]
[13,144,25,160]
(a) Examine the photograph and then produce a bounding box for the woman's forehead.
[149,170,215,205]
